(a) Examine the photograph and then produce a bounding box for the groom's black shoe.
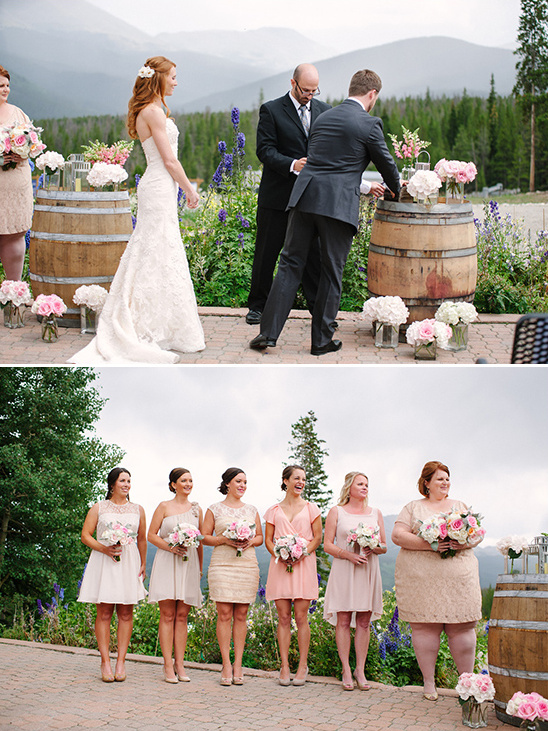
[250,334,277,350]
[246,309,262,325]
[310,339,342,356]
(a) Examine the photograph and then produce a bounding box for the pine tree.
[286,410,331,515]
[513,0,548,191]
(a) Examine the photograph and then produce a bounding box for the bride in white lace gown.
[70,56,205,364]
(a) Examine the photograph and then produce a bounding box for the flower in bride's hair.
[137,65,155,79]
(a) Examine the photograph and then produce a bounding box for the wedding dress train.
[69,117,205,364]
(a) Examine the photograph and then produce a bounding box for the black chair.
[511,313,548,363]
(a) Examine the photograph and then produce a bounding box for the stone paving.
[1,639,507,731]
[0,307,520,365]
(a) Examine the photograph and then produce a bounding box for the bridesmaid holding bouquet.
[147,467,203,683]
[264,465,322,686]
[323,472,386,691]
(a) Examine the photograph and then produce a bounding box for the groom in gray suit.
[250,69,401,356]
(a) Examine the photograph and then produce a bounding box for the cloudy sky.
[91,365,547,548]
[87,0,521,51]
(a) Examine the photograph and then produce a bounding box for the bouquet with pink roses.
[273,535,309,572]
[0,280,32,308]
[507,691,548,728]
[0,121,46,170]
[455,672,496,703]
[100,521,138,561]
[434,158,478,185]
[223,519,256,557]
[418,508,485,558]
[406,318,452,350]
[346,523,382,557]
[167,522,203,561]
[31,293,67,318]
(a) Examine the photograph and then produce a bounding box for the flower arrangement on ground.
[496,535,529,572]
[417,509,485,558]
[407,170,442,203]
[31,293,67,342]
[361,296,409,328]
[0,121,46,170]
[35,151,65,175]
[434,301,478,351]
[0,279,33,328]
[100,522,138,562]
[346,523,382,557]
[73,285,108,313]
[273,535,309,572]
[167,522,203,561]
[82,139,134,166]
[405,318,452,358]
[456,672,495,728]
[507,691,548,729]
[223,518,256,557]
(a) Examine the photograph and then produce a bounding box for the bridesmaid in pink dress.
[264,465,323,686]
[323,472,386,691]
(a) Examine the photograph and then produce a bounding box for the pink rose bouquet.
[418,508,485,558]
[100,521,137,561]
[167,522,203,561]
[346,523,382,556]
[507,691,548,725]
[31,294,67,318]
[0,280,32,308]
[0,121,46,169]
[406,318,452,349]
[273,535,309,572]
[223,519,256,557]
[434,158,478,184]
[456,672,496,703]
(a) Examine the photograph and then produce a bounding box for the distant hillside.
[1,0,516,118]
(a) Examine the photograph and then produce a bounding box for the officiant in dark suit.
[250,69,401,356]
[245,63,331,325]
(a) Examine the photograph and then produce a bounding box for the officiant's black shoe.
[250,334,277,350]
[310,339,342,356]
[246,309,262,325]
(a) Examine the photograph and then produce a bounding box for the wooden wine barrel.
[29,190,133,326]
[367,200,477,322]
[488,573,548,726]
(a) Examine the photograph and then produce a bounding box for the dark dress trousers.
[260,98,401,349]
[247,92,331,313]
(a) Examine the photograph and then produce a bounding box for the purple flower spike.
[218,209,227,224]
[231,107,240,128]
[218,140,227,154]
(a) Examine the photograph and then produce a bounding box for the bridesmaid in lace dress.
[78,468,147,682]
[147,468,203,683]
[323,472,386,691]
[264,466,322,686]
[392,460,483,701]
[202,468,263,686]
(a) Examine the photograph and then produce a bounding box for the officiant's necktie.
[299,104,310,136]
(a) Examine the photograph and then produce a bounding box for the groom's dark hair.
[348,69,382,97]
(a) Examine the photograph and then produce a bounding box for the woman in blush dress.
[147,467,203,683]
[392,460,483,701]
[202,468,263,686]
[78,467,147,682]
[0,65,33,280]
[264,465,322,686]
[323,472,386,691]
[70,56,204,364]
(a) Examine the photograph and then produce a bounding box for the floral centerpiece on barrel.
[496,535,529,573]
[434,159,477,203]
[434,301,478,352]
[83,139,134,190]
[388,126,430,180]
[35,151,65,190]
[407,170,442,206]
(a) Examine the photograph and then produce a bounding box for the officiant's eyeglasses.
[295,81,321,97]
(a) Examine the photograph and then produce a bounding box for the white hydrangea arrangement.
[73,285,109,313]
[496,535,529,557]
[87,161,128,188]
[362,296,409,328]
[407,170,442,199]
[35,151,65,173]
[435,301,478,326]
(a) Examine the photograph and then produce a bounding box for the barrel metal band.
[374,211,474,225]
[29,232,131,243]
[29,273,114,284]
[493,590,548,598]
[369,243,477,259]
[488,664,548,681]
[34,205,132,215]
[489,619,548,630]
[37,191,129,201]
[496,574,548,584]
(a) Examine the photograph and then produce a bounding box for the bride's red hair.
[127,56,175,139]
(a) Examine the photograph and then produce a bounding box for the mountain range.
[1,0,517,119]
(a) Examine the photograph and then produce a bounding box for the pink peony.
[517,702,539,721]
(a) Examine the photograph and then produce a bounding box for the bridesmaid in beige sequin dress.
[0,66,33,280]
[392,460,483,701]
[147,468,203,683]
[202,467,263,686]
[79,468,147,683]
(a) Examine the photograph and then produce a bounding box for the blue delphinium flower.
[237,132,246,151]
[131,215,137,230]
[224,153,233,176]
[238,232,245,248]
[218,209,227,224]
[258,585,266,603]
[308,600,317,614]
[218,140,227,154]
[177,187,184,204]
[135,173,141,188]
[53,583,60,595]
[25,230,31,248]
[36,599,44,616]
[211,162,224,187]
[231,107,240,129]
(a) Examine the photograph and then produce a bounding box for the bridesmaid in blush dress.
[78,467,147,683]
[323,472,386,691]
[264,465,322,686]
[147,468,203,683]
[202,468,263,686]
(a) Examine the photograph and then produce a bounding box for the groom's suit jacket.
[256,92,331,211]
[287,98,401,229]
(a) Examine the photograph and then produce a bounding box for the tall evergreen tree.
[286,410,331,515]
[513,0,548,191]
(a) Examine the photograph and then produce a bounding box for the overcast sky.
[90,365,547,549]
[87,0,521,51]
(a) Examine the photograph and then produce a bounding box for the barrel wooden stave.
[29,191,132,325]
[367,200,477,323]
